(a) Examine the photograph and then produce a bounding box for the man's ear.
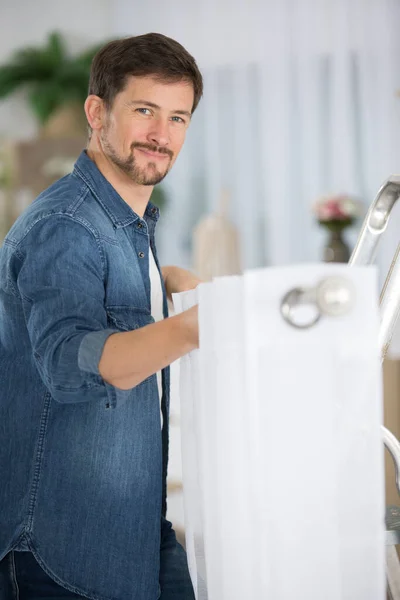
[84,95,106,133]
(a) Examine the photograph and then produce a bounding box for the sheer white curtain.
[173,265,384,599]
[113,0,400,271]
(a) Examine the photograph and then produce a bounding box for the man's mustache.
[131,142,173,159]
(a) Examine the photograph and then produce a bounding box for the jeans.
[0,525,194,600]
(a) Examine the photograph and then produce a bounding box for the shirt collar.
[73,150,160,229]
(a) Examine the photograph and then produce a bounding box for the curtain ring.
[280,286,321,329]
[280,276,355,329]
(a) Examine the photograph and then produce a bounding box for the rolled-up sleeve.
[15,214,129,407]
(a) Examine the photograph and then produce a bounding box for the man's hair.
[88,32,203,114]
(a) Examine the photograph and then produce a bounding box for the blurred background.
[2,0,400,540]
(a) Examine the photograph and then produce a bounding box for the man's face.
[99,75,194,185]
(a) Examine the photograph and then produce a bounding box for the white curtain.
[173,264,384,600]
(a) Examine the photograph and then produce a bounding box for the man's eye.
[137,108,151,115]
[171,116,185,124]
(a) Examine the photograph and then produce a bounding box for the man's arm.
[100,266,201,390]
[16,216,200,403]
[99,305,198,390]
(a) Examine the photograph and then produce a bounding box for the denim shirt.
[0,151,171,600]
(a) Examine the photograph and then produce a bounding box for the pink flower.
[313,194,362,223]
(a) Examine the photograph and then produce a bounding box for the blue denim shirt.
[0,151,171,600]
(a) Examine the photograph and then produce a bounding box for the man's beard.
[101,133,173,186]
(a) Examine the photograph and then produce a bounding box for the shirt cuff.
[78,329,117,375]
[78,329,132,409]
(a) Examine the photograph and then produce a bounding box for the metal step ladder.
[349,177,400,600]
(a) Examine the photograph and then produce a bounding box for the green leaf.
[28,81,65,124]
[150,186,167,211]
[46,31,66,66]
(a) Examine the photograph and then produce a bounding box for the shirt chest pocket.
[106,306,155,332]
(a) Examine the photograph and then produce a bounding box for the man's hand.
[161,266,202,300]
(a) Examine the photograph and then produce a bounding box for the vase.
[323,228,350,263]
[40,103,87,139]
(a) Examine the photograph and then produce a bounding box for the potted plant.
[0,31,104,137]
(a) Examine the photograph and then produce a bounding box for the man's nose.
[147,118,169,148]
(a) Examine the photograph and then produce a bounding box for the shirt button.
[138,251,145,258]
[137,222,143,229]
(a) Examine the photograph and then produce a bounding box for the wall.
[113,0,263,70]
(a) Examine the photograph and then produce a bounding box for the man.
[0,33,203,600]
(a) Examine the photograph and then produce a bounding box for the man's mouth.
[135,147,171,160]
